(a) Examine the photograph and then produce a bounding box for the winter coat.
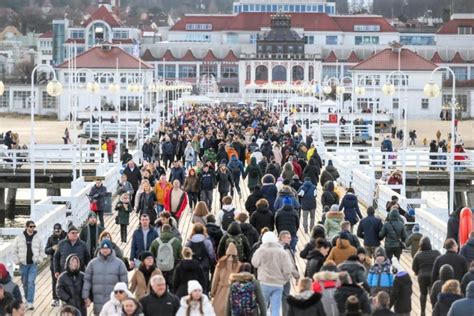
[334,284,371,315]
[130,227,159,261]
[305,250,325,278]
[139,287,180,316]
[324,210,344,240]
[227,156,244,177]
[149,231,183,267]
[339,193,362,225]
[79,223,105,259]
[211,254,242,315]
[100,290,131,316]
[379,209,407,249]
[123,165,142,191]
[250,205,274,232]
[54,238,90,273]
[183,175,200,194]
[287,291,326,316]
[56,255,87,316]
[115,200,132,225]
[82,251,128,314]
[448,281,474,316]
[433,293,463,316]
[275,204,300,236]
[326,238,357,265]
[389,272,412,314]
[137,192,157,224]
[461,268,474,295]
[312,271,339,315]
[265,163,281,180]
[240,223,259,247]
[460,238,474,264]
[260,183,278,213]
[431,265,454,308]
[406,232,423,258]
[154,181,172,206]
[338,260,367,289]
[320,165,340,186]
[225,272,266,316]
[89,184,107,210]
[299,180,317,210]
[0,272,22,303]
[321,181,339,210]
[173,259,206,298]
[206,222,224,253]
[412,249,441,278]
[432,251,468,283]
[169,167,185,185]
[274,187,300,211]
[251,241,293,286]
[163,188,188,220]
[130,266,162,299]
[331,232,361,249]
[13,231,45,265]
[216,169,234,193]
[281,162,295,181]
[199,169,216,191]
[244,157,262,190]
[357,214,383,247]
[45,231,67,270]
[176,294,215,316]
[245,190,265,215]
[303,159,320,185]
[161,141,175,157]
[117,180,134,197]
[368,260,393,295]
[446,213,460,243]
[184,234,217,270]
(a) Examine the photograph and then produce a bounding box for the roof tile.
[351,48,437,71]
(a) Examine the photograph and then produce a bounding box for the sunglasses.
[28,225,36,228]
[114,290,125,294]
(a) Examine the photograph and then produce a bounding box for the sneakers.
[51,299,60,307]
[26,303,34,310]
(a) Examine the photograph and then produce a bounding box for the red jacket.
[291,160,303,179]
[312,280,337,293]
[163,188,188,220]
[106,140,116,155]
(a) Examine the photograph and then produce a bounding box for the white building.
[232,0,335,14]
[37,31,53,66]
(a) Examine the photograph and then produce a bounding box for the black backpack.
[249,167,259,177]
[222,208,236,231]
[190,241,210,269]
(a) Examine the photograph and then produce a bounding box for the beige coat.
[211,244,242,316]
[129,267,162,299]
[13,231,45,265]
[251,241,293,286]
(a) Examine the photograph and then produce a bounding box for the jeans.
[233,175,241,194]
[185,160,193,170]
[188,192,198,210]
[290,235,298,252]
[51,269,58,300]
[143,154,152,163]
[20,263,37,304]
[281,282,291,316]
[200,190,213,210]
[261,284,283,316]
[302,209,315,232]
[108,153,114,163]
[97,210,105,228]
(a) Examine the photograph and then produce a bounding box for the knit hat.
[283,196,292,205]
[53,223,62,230]
[329,204,339,212]
[187,280,203,294]
[88,212,97,219]
[374,247,386,259]
[68,225,79,233]
[262,232,278,244]
[114,282,128,292]
[100,239,112,249]
[413,224,420,233]
[0,263,8,279]
[139,251,154,262]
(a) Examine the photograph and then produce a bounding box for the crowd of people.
[1,104,474,316]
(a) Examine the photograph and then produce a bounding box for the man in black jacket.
[54,226,90,276]
[140,275,179,316]
[199,164,215,209]
[357,206,383,257]
[88,178,107,227]
[45,223,67,307]
[432,238,468,283]
[334,271,371,315]
[275,197,300,251]
[123,160,142,205]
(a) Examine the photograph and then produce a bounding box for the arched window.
[255,65,268,81]
[272,65,287,82]
[292,66,304,81]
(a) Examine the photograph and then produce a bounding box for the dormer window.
[458,26,472,35]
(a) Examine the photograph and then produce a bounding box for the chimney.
[390,41,403,53]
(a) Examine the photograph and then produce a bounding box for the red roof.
[332,16,396,32]
[57,46,151,69]
[39,31,53,38]
[161,49,177,62]
[450,51,465,63]
[202,50,219,62]
[324,51,338,62]
[65,39,85,44]
[223,50,239,62]
[180,49,199,61]
[431,51,444,63]
[112,39,134,44]
[141,49,156,61]
[437,19,474,34]
[83,5,122,28]
[351,48,438,71]
[345,51,361,63]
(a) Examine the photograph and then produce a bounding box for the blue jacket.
[227,156,244,177]
[261,184,278,213]
[162,141,174,156]
[274,187,301,211]
[357,214,383,247]
[199,170,215,191]
[367,260,393,295]
[339,193,362,225]
[448,281,474,316]
[169,167,185,185]
[130,227,158,260]
[381,139,393,152]
[299,180,317,210]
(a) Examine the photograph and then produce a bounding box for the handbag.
[89,200,98,212]
[389,222,406,249]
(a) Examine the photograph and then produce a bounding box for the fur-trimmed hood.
[326,210,344,220]
[313,270,339,281]
[229,271,256,283]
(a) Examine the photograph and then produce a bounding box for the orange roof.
[180,49,199,61]
[345,51,361,63]
[83,5,122,28]
[324,51,338,63]
[437,19,474,34]
[450,51,465,63]
[57,46,151,69]
[222,50,239,62]
[202,50,219,62]
[141,49,156,61]
[39,31,53,38]
[431,51,444,63]
[351,48,437,71]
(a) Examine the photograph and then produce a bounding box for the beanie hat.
[139,251,154,262]
[187,280,203,294]
[0,263,8,279]
[283,196,292,205]
[68,225,79,233]
[100,239,112,249]
[54,223,62,230]
[374,247,386,258]
[114,282,128,292]
[413,224,420,233]
[88,212,97,219]
[339,232,350,240]
[262,232,278,244]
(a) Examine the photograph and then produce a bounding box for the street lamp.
[30,65,62,218]
[424,66,456,215]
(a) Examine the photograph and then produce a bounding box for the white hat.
[114,282,128,292]
[187,280,202,294]
[261,232,278,244]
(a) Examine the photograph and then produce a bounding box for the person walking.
[334,272,371,315]
[199,164,216,210]
[326,232,357,265]
[115,192,132,243]
[164,179,188,222]
[12,220,45,311]
[137,181,157,225]
[227,155,244,198]
[243,157,262,191]
[142,138,154,163]
[357,206,383,258]
[56,255,87,316]
[275,197,300,251]
[54,225,90,275]
[154,175,172,214]
[367,247,394,296]
[325,205,345,240]
[319,160,340,186]
[298,177,317,234]
[432,238,468,283]
[183,168,200,210]
[173,247,206,299]
[45,223,67,307]
[339,188,362,230]
[129,251,162,300]
[88,178,108,227]
[176,280,215,316]
[215,164,235,208]
[139,275,180,316]
[432,280,463,316]
[129,214,158,269]
[116,174,134,198]
[250,198,274,232]
[123,160,142,205]
[82,239,128,315]
[100,282,133,316]
[379,209,407,261]
[80,212,105,259]
[389,260,413,316]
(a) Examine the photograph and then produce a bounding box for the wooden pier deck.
[18,179,429,315]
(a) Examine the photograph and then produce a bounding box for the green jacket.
[244,157,262,190]
[115,201,131,225]
[379,210,407,249]
[150,231,183,261]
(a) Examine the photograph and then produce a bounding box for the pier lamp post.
[126,80,143,148]
[108,81,120,162]
[30,65,62,217]
[424,67,456,215]
[382,71,409,196]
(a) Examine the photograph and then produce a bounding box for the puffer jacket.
[368,259,393,295]
[320,165,340,186]
[216,169,234,193]
[100,290,132,316]
[176,294,215,316]
[460,237,474,264]
[334,284,371,315]
[13,230,45,265]
[299,180,317,210]
[251,241,293,286]
[326,238,357,265]
[389,271,412,314]
[281,162,295,181]
[303,159,320,185]
[0,270,22,303]
[244,157,262,190]
[274,186,301,211]
[412,249,441,278]
[250,205,274,232]
[57,255,87,316]
[431,264,454,307]
[339,193,362,225]
[245,190,265,215]
[338,260,367,289]
[275,204,300,236]
[312,271,339,316]
[240,223,259,247]
[321,181,339,210]
[433,292,463,316]
[287,291,326,316]
[305,250,325,278]
[82,251,128,314]
[172,259,206,298]
[324,210,344,239]
[448,281,474,316]
[379,209,407,249]
[129,265,163,299]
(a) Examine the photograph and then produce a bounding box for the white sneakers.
[26,303,35,310]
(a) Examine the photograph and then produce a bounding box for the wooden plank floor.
[18,177,428,315]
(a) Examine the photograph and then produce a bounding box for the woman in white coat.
[176,280,215,316]
[100,282,133,316]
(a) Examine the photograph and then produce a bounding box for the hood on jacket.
[438,292,463,303]
[65,254,81,274]
[250,157,257,165]
[230,155,238,162]
[227,222,242,236]
[286,292,322,308]
[336,238,351,249]
[301,180,314,190]
[313,271,339,282]
[419,237,432,251]
[439,264,454,281]
[229,271,255,283]
[279,185,294,196]
[324,181,335,192]
[283,162,293,171]
[256,205,270,214]
[190,234,206,243]
[280,204,294,212]
[263,174,275,184]
[388,209,402,222]
[326,210,344,220]
[344,193,357,201]
[467,280,474,298]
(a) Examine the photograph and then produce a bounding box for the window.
[322,66,338,79]
[0,91,9,108]
[12,91,31,109]
[304,36,314,44]
[458,26,472,35]
[309,66,314,81]
[42,91,57,109]
[326,35,338,45]
[95,73,114,84]
[221,65,238,79]
[250,34,257,44]
[255,65,268,81]
[158,65,176,79]
[120,96,141,111]
[113,30,129,39]
[219,86,239,93]
[354,25,381,32]
[355,36,379,45]
[392,98,399,109]
[184,34,210,42]
[400,35,436,46]
[225,34,239,44]
[443,94,468,112]
[358,75,380,86]
[200,64,217,77]
[386,74,409,86]
[185,24,212,31]
[70,29,84,39]
[179,65,196,78]
[452,67,468,81]
[292,66,304,81]
[246,65,251,82]
[357,97,380,111]
[421,98,429,109]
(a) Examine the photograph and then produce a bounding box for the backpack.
[226,235,244,261]
[249,167,259,178]
[156,238,176,271]
[230,163,241,177]
[230,281,257,316]
[190,241,210,269]
[221,208,236,231]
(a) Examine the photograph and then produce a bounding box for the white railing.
[82,122,148,139]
